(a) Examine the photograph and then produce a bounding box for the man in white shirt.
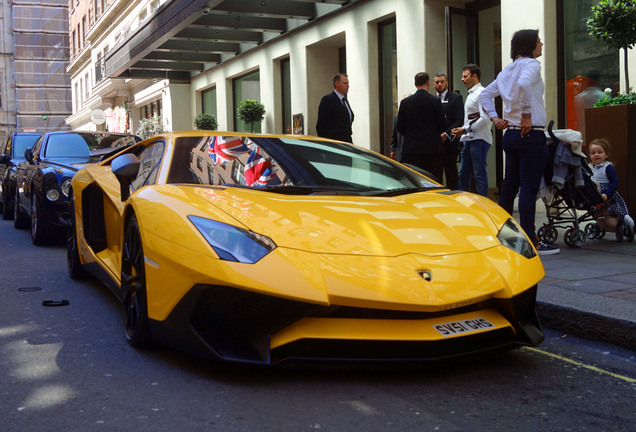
[452,64,492,197]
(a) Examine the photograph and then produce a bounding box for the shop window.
[202,87,217,119]
[281,58,291,134]
[140,99,162,120]
[378,18,396,156]
[562,0,618,133]
[233,70,261,133]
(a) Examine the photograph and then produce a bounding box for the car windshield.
[13,135,40,159]
[44,133,138,159]
[167,136,439,196]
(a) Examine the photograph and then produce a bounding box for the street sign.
[91,109,106,125]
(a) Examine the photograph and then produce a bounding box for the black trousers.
[442,149,459,190]
[402,153,444,184]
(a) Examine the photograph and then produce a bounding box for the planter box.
[585,104,636,215]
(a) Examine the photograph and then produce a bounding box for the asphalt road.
[1,218,635,432]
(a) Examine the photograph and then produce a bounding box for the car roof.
[43,130,137,136]
[12,132,41,137]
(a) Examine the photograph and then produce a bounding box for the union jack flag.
[255,166,277,186]
[208,136,249,164]
[245,150,275,186]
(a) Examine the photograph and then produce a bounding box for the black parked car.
[14,130,141,244]
[0,131,41,220]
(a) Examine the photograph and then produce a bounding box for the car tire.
[13,187,29,229]
[67,194,88,279]
[121,214,153,348]
[31,194,52,245]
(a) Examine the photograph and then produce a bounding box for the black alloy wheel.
[121,214,153,348]
[67,194,88,279]
[31,194,52,245]
[13,187,29,229]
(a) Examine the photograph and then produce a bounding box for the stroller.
[536,121,634,248]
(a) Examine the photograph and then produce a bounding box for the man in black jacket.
[433,73,464,190]
[316,73,354,143]
[396,72,446,181]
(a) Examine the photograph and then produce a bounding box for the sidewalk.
[532,208,636,351]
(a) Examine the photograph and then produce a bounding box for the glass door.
[445,7,478,96]
[445,5,504,195]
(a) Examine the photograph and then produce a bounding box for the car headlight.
[46,188,60,201]
[497,218,536,259]
[188,216,277,263]
[61,179,72,197]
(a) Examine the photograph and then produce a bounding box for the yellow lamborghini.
[68,131,545,365]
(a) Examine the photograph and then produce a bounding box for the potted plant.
[584,0,636,213]
[136,116,167,140]
[194,113,218,130]
[237,99,266,133]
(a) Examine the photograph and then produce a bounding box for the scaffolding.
[11,0,71,132]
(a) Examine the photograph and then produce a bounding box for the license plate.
[433,318,495,337]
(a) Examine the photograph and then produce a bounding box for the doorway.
[446,2,502,196]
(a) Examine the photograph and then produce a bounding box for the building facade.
[0,0,72,143]
[66,0,626,193]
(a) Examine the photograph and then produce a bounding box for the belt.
[508,125,545,130]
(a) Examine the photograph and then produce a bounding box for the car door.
[0,135,9,205]
[20,135,46,216]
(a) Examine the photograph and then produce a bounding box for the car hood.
[188,187,502,257]
[44,158,94,172]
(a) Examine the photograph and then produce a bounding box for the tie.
[342,97,351,121]
[439,94,444,102]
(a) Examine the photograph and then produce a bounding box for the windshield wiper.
[371,186,440,197]
[262,185,363,195]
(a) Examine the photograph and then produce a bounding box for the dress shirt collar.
[467,82,483,94]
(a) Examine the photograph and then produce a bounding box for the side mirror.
[25,148,35,164]
[0,154,6,164]
[111,153,140,201]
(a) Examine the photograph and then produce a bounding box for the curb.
[537,301,636,352]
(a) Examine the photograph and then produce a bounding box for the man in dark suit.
[433,73,464,190]
[390,94,411,162]
[396,72,446,181]
[316,73,354,143]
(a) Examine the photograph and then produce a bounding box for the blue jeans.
[458,139,490,197]
[497,129,548,242]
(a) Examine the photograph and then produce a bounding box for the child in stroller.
[537,123,634,248]
[588,138,634,232]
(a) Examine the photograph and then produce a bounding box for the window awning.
[104,0,351,81]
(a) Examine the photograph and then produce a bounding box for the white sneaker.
[624,214,634,230]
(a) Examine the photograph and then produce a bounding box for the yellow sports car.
[68,131,545,365]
